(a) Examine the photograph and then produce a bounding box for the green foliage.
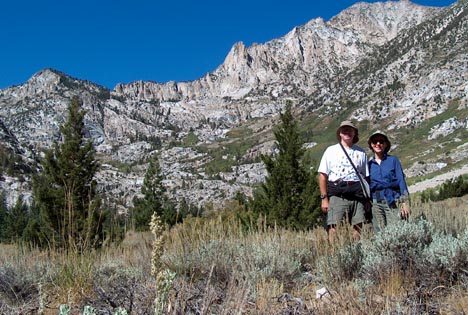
[421,175,468,202]
[3,196,29,243]
[182,131,199,146]
[360,218,434,282]
[99,200,126,245]
[131,154,180,230]
[0,144,32,178]
[250,102,321,229]
[0,191,7,242]
[131,155,205,230]
[177,197,204,219]
[32,96,104,251]
[131,154,164,231]
[0,195,46,246]
[319,217,468,297]
[318,241,363,283]
[420,230,468,286]
[21,202,49,247]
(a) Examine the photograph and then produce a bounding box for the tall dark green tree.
[0,191,8,242]
[251,102,321,229]
[33,96,102,251]
[4,196,29,243]
[131,154,166,230]
[21,202,47,247]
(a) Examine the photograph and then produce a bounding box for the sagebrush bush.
[318,216,468,309]
[316,241,363,285]
[360,218,434,283]
[417,229,468,287]
[86,264,157,315]
[164,216,312,295]
[0,263,40,306]
[167,229,306,285]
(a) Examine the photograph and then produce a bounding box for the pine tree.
[4,196,28,243]
[21,202,48,248]
[0,191,8,242]
[33,96,102,251]
[251,102,321,229]
[132,153,166,230]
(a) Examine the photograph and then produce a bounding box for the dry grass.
[411,194,468,235]
[438,289,468,314]
[0,196,467,314]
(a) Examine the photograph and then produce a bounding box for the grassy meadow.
[1,195,467,315]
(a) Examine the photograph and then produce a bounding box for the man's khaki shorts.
[327,196,366,226]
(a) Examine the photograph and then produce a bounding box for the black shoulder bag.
[339,143,373,221]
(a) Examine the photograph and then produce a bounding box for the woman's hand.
[399,202,410,219]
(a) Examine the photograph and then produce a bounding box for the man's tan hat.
[338,120,357,130]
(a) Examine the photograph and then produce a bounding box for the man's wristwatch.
[320,194,327,199]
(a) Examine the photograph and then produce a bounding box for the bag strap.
[339,143,370,199]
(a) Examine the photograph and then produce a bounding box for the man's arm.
[318,172,329,213]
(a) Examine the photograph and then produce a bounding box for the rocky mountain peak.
[329,0,441,43]
[27,68,62,86]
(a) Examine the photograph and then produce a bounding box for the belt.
[331,181,359,186]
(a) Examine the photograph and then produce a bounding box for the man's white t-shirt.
[318,143,369,182]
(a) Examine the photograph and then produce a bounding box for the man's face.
[339,126,355,141]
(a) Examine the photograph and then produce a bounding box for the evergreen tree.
[21,202,48,248]
[0,191,8,242]
[251,102,321,229]
[131,153,166,230]
[4,196,28,243]
[99,198,126,245]
[33,96,103,251]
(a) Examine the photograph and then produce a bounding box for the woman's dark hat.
[368,131,391,153]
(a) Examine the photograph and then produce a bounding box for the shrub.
[317,241,363,285]
[417,229,468,287]
[164,216,310,291]
[360,218,434,283]
[421,175,468,202]
[0,263,39,306]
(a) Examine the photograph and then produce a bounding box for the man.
[318,121,369,241]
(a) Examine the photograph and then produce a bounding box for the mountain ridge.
[0,0,466,209]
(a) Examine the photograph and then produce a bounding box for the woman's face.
[371,136,387,153]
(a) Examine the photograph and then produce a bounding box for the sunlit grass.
[0,196,467,314]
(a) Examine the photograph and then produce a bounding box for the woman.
[368,131,410,233]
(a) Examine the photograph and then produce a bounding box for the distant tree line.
[420,175,468,203]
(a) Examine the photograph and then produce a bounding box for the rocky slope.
[0,0,467,209]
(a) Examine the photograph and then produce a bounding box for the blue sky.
[0,0,456,90]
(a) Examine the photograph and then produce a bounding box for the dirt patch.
[408,164,468,193]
